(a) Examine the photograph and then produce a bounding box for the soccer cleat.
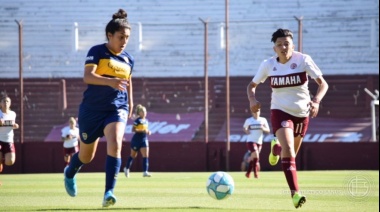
[245,172,251,179]
[123,167,130,178]
[143,172,152,177]
[102,191,117,207]
[269,139,280,166]
[293,192,306,209]
[254,172,259,179]
[64,166,77,197]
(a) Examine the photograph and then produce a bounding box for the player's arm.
[261,122,270,134]
[247,81,261,113]
[127,75,133,118]
[83,65,129,91]
[12,122,19,130]
[310,76,329,118]
[243,126,250,135]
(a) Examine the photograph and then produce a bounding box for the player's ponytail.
[105,8,131,41]
[112,9,127,20]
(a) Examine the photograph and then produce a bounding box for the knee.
[4,160,15,166]
[281,144,294,154]
[79,154,94,164]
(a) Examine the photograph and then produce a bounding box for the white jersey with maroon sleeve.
[252,51,323,117]
[0,110,16,143]
[61,126,79,148]
[243,117,269,144]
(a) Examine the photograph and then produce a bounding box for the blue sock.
[65,153,83,178]
[125,156,134,169]
[105,155,121,194]
[143,157,149,172]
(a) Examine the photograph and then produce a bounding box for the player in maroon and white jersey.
[247,28,329,208]
[0,96,19,183]
[243,110,270,179]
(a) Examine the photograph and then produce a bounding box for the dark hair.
[105,9,131,40]
[271,28,293,43]
[0,95,9,102]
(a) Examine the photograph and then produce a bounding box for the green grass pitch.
[0,171,378,211]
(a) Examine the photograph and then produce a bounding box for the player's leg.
[0,151,3,173]
[2,141,16,166]
[251,149,259,178]
[253,143,262,178]
[240,161,246,172]
[294,135,303,155]
[269,110,283,166]
[124,149,138,177]
[245,142,254,178]
[102,120,126,207]
[64,149,70,167]
[269,138,281,165]
[140,147,151,177]
[64,147,76,167]
[64,139,99,197]
[277,128,306,208]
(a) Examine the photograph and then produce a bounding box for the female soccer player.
[63,9,134,207]
[243,110,270,179]
[246,28,328,208]
[123,104,152,178]
[0,96,19,177]
[61,117,80,167]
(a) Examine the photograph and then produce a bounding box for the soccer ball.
[206,171,235,200]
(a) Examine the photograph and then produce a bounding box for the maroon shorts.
[271,109,309,137]
[246,142,262,153]
[0,141,15,154]
[63,146,79,156]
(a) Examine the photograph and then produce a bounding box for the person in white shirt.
[61,117,80,167]
[0,96,19,176]
[243,110,270,179]
[246,28,328,208]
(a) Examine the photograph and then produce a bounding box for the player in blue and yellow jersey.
[123,104,152,178]
[63,9,134,207]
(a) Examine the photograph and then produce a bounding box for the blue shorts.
[130,137,149,152]
[78,105,128,144]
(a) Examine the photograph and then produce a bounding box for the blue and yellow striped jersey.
[81,43,134,111]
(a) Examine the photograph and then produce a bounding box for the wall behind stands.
[2,142,378,174]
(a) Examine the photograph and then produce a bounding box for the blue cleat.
[64,166,77,197]
[102,191,117,207]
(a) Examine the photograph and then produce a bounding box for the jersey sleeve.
[85,46,100,67]
[252,59,270,84]
[262,118,269,129]
[304,54,323,79]
[61,127,67,137]
[243,119,249,129]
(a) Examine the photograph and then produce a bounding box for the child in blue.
[124,104,152,177]
[63,9,134,207]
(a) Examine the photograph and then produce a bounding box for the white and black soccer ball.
[206,171,235,200]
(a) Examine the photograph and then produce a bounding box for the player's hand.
[110,79,129,91]
[128,110,133,119]
[249,99,261,113]
[309,101,319,118]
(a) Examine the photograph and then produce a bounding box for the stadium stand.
[0,0,378,78]
[0,75,378,142]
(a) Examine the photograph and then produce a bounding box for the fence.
[0,16,378,78]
